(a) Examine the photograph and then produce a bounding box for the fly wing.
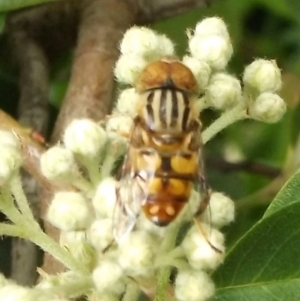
[112,117,157,243]
[113,175,138,243]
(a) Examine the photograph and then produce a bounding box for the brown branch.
[51,0,138,141]
[206,157,281,179]
[43,0,138,274]
[136,0,211,23]
[0,109,70,191]
[5,10,51,285]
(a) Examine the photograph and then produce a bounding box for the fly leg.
[187,121,222,253]
[193,175,223,254]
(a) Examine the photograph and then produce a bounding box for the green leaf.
[213,201,300,300]
[215,279,300,301]
[0,0,59,12]
[264,169,300,217]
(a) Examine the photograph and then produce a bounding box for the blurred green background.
[1,0,300,278]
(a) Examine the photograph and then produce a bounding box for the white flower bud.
[106,115,133,138]
[186,190,202,218]
[106,133,127,159]
[92,292,120,301]
[120,26,161,57]
[118,231,156,276]
[40,146,78,181]
[136,214,167,238]
[0,285,36,301]
[114,54,147,85]
[243,59,282,93]
[182,224,225,270]
[156,34,175,58]
[0,145,22,185]
[202,192,235,228]
[189,35,233,70]
[0,274,8,288]
[60,231,95,269]
[47,192,92,231]
[195,17,230,39]
[206,73,242,110]
[175,270,215,301]
[63,119,107,159]
[115,88,139,116]
[88,218,114,251]
[248,92,286,123]
[0,130,19,149]
[182,56,211,89]
[92,178,117,218]
[93,260,125,294]
[36,271,79,290]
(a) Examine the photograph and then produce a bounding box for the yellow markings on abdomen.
[170,153,197,174]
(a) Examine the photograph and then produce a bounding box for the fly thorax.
[139,88,195,133]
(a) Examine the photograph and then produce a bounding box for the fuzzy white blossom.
[248,92,286,123]
[88,218,114,251]
[175,270,215,301]
[0,285,38,301]
[120,26,175,60]
[92,292,120,301]
[182,56,211,89]
[105,133,127,160]
[47,192,92,231]
[60,231,95,269]
[189,34,233,70]
[92,260,125,294]
[36,271,81,290]
[120,26,161,57]
[202,192,235,228]
[243,59,282,93]
[136,214,168,237]
[182,224,225,270]
[114,54,148,85]
[195,17,230,39]
[156,34,175,57]
[92,178,117,218]
[115,88,139,116]
[0,274,8,288]
[63,119,107,159]
[206,73,242,110]
[40,146,78,181]
[106,114,133,138]
[0,130,20,149]
[118,231,156,276]
[0,145,22,185]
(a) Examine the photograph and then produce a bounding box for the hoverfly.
[113,59,210,241]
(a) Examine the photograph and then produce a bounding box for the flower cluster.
[0,17,286,301]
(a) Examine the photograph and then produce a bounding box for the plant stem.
[100,154,116,179]
[39,276,93,298]
[155,246,184,268]
[154,224,181,301]
[0,223,22,237]
[29,226,88,274]
[154,267,172,301]
[85,160,101,186]
[0,188,23,224]
[73,176,94,194]
[9,174,35,220]
[123,282,140,301]
[202,103,247,144]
